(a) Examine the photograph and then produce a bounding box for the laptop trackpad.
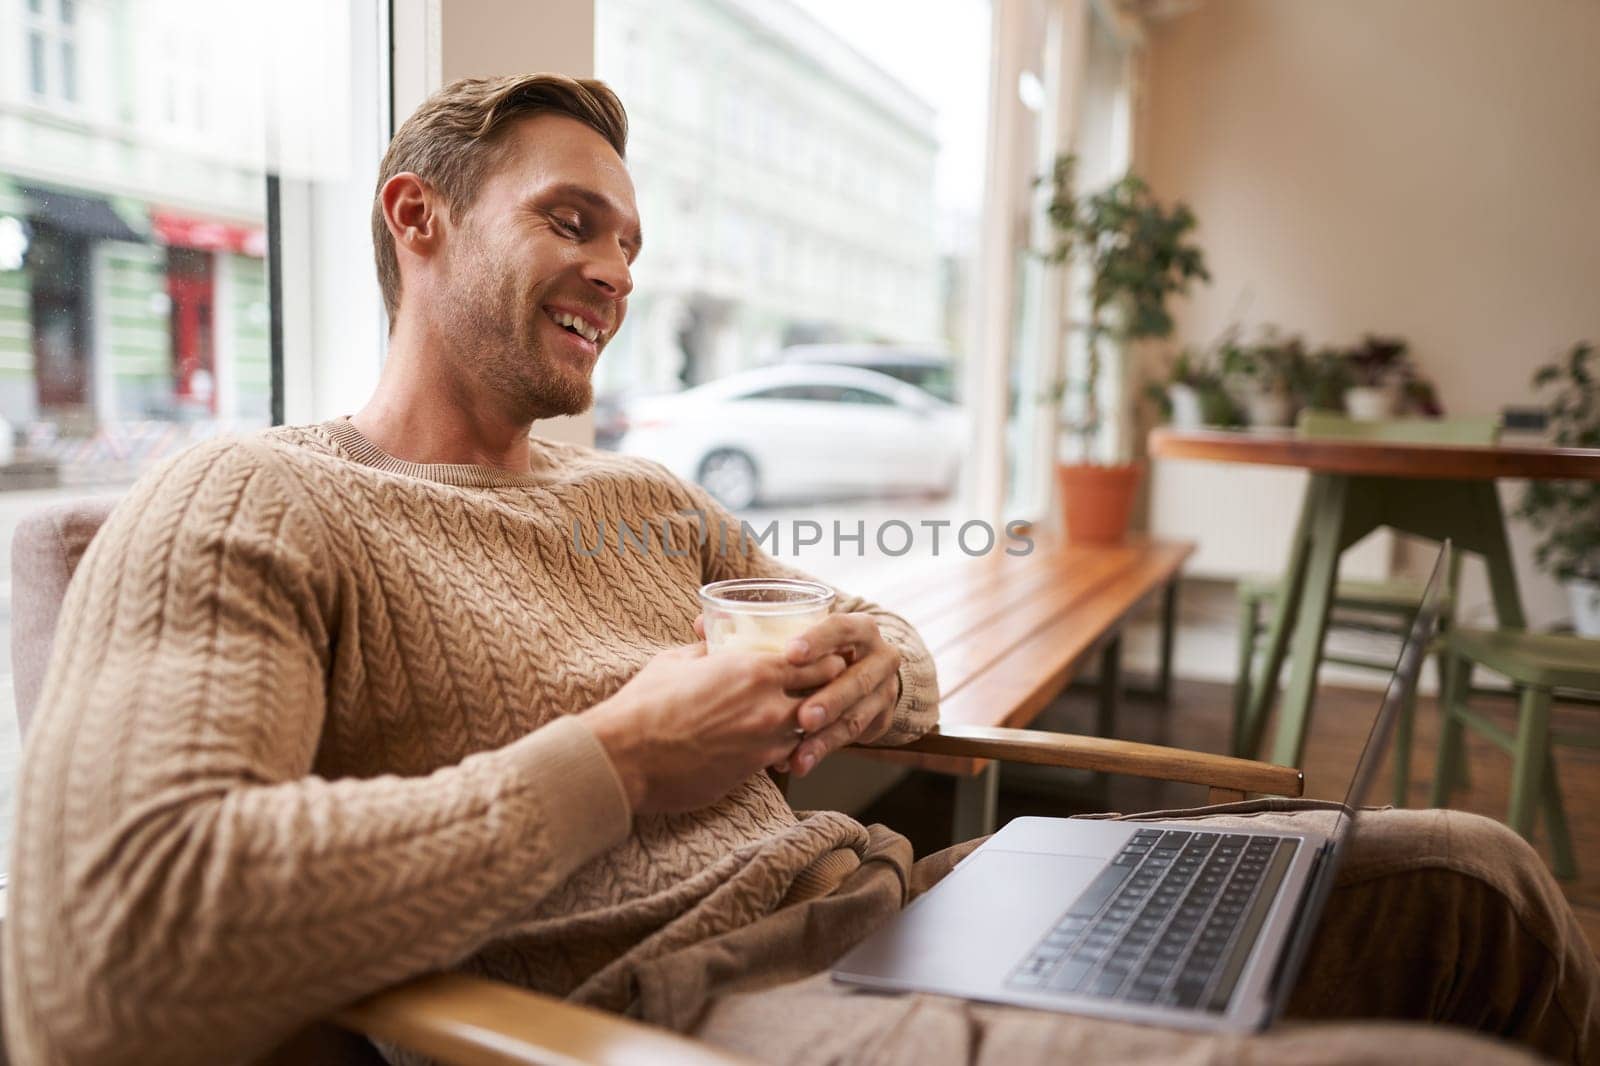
[835,851,1104,992]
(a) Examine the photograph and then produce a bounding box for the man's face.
[434,113,640,423]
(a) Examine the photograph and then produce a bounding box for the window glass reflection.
[594,0,990,587]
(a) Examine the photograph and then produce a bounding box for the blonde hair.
[371,74,628,321]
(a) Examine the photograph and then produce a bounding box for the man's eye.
[552,216,583,237]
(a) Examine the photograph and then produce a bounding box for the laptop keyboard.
[1007,828,1297,1013]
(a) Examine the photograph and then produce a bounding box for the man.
[3,75,1594,1066]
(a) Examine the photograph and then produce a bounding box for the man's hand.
[583,643,847,815]
[781,613,902,778]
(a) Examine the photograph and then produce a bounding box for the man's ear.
[381,172,445,259]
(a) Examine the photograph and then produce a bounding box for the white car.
[777,343,958,403]
[614,364,965,510]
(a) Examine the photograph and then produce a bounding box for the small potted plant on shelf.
[1340,334,1410,419]
[1147,345,1236,429]
[1399,374,1446,418]
[1221,328,1305,427]
[1042,154,1210,542]
[1289,346,1352,413]
[1515,341,1600,635]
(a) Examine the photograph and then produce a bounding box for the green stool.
[1234,412,1496,803]
[1429,628,1600,880]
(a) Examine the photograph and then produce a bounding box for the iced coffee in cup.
[699,578,835,653]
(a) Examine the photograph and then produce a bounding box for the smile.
[545,307,606,344]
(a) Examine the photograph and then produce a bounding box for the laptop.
[832,544,1448,1033]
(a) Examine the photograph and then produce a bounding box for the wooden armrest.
[861,724,1304,800]
[333,973,756,1066]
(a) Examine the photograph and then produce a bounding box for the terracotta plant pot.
[1056,462,1143,544]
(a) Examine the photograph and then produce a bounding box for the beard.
[477,328,595,424]
[438,236,597,425]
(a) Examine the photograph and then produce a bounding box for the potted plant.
[1399,374,1446,418]
[1515,342,1600,635]
[1288,346,1352,414]
[1221,328,1305,427]
[1148,346,1236,429]
[1042,154,1210,542]
[1340,334,1410,419]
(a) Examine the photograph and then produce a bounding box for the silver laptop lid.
[1326,541,1448,847]
[1258,543,1449,1020]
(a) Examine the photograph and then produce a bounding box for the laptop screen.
[1328,543,1449,845]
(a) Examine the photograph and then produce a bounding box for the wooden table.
[1148,427,1600,772]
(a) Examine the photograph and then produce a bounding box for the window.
[741,382,900,406]
[745,385,826,402]
[595,0,990,586]
[669,55,702,123]
[0,0,389,887]
[837,387,896,406]
[23,0,78,104]
[999,0,1137,517]
[913,364,956,402]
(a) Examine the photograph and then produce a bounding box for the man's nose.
[583,242,633,300]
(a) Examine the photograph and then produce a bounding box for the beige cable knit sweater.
[3,419,937,1066]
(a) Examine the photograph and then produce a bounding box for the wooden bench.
[851,536,1273,840]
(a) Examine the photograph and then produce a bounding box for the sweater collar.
[324,417,553,489]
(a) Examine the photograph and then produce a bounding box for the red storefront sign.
[150,210,267,257]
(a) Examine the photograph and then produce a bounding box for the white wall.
[1141,0,1600,630]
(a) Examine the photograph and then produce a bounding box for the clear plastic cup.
[699,578,835,653]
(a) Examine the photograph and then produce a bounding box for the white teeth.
[551,310,601,343]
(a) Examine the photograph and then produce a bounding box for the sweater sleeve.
[2,440,633,1066]
[684,484,938,746]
